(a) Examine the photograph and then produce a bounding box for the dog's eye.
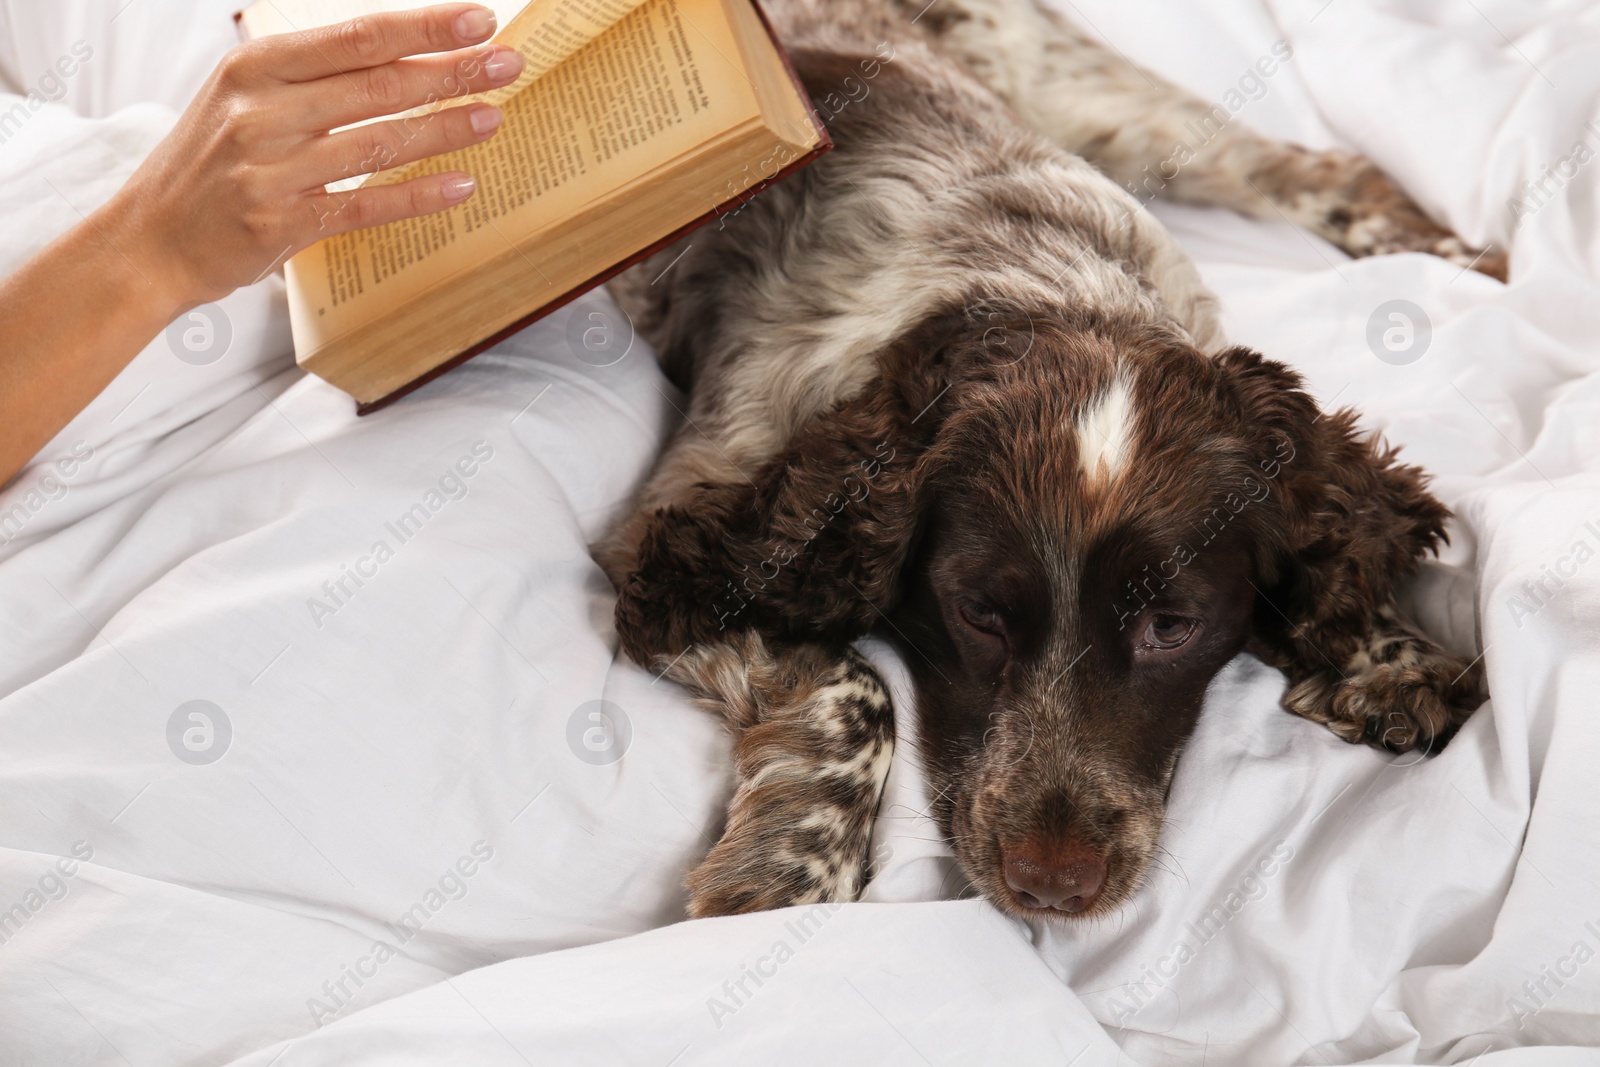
[1143,615,1197,650]
[957,599,1005,637]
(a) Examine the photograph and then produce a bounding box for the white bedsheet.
[1,0,1598,1064]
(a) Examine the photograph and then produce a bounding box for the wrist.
[88,188,211,324]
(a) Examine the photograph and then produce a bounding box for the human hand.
[100,3,523,313]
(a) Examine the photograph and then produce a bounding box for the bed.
[1,0,1597,1063]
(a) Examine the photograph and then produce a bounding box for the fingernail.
[483,48,523,84]
[441,175,476,203]
[454,7,495,41]
[469,105,502,136]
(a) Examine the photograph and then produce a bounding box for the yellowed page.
[284,0,758,361]
[240,0,661,194]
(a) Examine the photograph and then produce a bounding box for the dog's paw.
[664,637,895,917]
[685,726,892,916]
[1288,151,1507,282]
[686,820,870,918]
[1282,620,1486,754]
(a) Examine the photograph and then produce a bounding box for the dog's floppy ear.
[1214,346,1482,751]
[613,320,961,664]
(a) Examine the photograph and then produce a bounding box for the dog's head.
[618,304,1454,918]
[876,309,1452,916]
[888,313,1289,915]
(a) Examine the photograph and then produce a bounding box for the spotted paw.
[1282,619,1486,755]
[1278,150,1508,281]
[660,636,897,917]
[687,823,866,918]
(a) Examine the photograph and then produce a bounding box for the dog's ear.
[1214,346,1482,752]
[613,318,963,664]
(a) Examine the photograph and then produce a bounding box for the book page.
[286,0,759,351]
[240,0,659,191]
[489,0,658,98]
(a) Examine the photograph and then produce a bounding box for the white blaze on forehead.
[1074,372,1135,484]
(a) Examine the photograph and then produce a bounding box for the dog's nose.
[1002,843,1106,912]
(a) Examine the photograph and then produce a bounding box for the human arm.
[0,2,525,484]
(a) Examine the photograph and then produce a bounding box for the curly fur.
[596,0,1492,918]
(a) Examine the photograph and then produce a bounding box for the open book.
[238,0,827,412]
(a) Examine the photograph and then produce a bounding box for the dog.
[594,0,1497,920]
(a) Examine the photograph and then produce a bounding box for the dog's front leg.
[656,633,895,917]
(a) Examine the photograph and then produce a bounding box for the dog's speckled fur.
[596,0,1494,918]
[659,635,895,916]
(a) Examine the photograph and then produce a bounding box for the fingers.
[248,3,500,84]
[291,45,524,133]
[308,103,503,187]
[305,171,480,239]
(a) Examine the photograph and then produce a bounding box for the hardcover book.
[237,0,829,412]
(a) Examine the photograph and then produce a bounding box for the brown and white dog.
[595,0,1497,920]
